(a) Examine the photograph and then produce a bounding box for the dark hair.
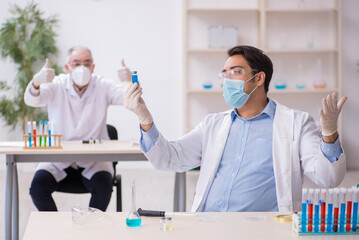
[227,45,273,93]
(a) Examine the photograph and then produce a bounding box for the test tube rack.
[23,134,62,149]
[293,213,359,236]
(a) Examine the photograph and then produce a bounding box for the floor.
[0,161,358,240]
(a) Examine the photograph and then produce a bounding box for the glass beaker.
[314,59,326,89]
[126,181,142,227]
[295,63,306,89]
[202,80,213,89]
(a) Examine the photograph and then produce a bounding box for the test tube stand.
[23,134,63,149]
[293,212,359,236]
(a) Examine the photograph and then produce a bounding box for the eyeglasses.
[218,68,259,81]
[68,62,93,69]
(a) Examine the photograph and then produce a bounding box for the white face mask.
[70,65,91,87]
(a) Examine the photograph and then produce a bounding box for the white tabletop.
[0,140,142,155]
[23,211,359,240]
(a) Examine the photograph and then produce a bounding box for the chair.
[55,124,122,211]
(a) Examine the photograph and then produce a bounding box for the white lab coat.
[24,74,127,181]
[144,101,346,212]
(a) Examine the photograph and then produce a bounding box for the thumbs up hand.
[117,59,132,82]
[32,58,55,88]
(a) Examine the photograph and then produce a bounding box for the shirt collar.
[230,98,276,121]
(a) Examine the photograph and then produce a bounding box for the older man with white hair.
[24,46,131,211]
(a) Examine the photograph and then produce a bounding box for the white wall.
[0,0,359,168]
[0,0,183,143]
[342,0,359,169]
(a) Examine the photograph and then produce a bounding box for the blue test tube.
[352,187,358,232]
[47,121,51,147]
[44,121,48,147]
[314,188,320,232]
[132,71,138,84]
[339,188,347,232]
[327,189,334,232]
[302,188,308,233]
[27,121,32,147]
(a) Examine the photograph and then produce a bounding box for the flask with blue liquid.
[126,181,142,227]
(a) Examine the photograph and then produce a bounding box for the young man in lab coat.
[124,45,347,212]
[24,46,131,211]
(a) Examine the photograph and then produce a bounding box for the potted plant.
[0,2,61,132]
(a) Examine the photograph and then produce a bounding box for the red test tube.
[333,188,340,232]
[320,189,327,232]
[308,188,314,232]
[32,121,37,147]
[347,188,353,232]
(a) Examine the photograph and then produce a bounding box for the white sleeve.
[144,120,204,172]
[300,113,346,187]
[24,80,54,107]
[104,79,127,105]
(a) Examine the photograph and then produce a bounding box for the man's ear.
[256,72,266,87]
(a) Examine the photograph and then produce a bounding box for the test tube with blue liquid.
[44,121,48,147]
[301,188,307,233]
[47,121,51,147]
[327,189,334,232]
[132,71,138,84]
[352,187,358,232]
[27,121,32,147]
[314,188,320,232]
[339,188,347,232]
[126,181,141,227]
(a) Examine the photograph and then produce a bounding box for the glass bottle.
[126,181,141,227]
[295,63,306,89]
[160,217,173,231]
[314,59,326,89]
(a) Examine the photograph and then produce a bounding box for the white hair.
[66,46,93,63]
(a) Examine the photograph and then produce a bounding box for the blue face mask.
[222,74,258,109]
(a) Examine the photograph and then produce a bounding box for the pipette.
[137,208,206,217]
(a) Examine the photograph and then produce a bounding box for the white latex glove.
[32,58,55,88]
[117,59,132,82]
[319,92,347,136]
[124,83,153,124]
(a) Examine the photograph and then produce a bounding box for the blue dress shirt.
[140,99,343,212]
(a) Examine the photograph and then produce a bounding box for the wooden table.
[1,141,187,240]
[23,211,358,240]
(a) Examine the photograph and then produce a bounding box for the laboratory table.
[23,211,359,240]
[1,140,187,240]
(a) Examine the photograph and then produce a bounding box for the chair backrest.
[107,124,118,140]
